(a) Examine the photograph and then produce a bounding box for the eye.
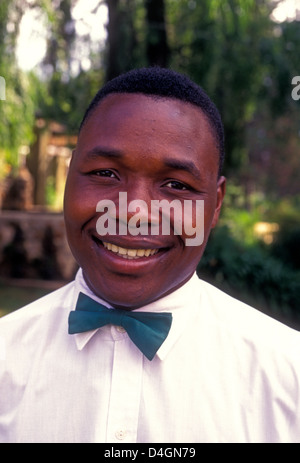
[164,180,188,191]
[90,169,117,178]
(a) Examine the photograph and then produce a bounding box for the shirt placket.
[105,326,144,443]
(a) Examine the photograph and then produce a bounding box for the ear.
[211,176,226,229]
[70,148,76,163]
[66,149,76,170]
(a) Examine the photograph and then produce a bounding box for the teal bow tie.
[68,292,173,361]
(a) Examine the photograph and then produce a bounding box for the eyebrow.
[164,159,203,182]
[85,146,123,159]
[84,146,203,181]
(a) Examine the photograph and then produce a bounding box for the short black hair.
[79,67,225,176]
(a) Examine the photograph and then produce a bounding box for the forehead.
[77,93,218,170]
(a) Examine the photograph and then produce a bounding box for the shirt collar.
[71,268,201,361]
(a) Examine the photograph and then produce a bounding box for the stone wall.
[0,210,78,281]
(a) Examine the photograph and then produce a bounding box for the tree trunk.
[106,0,122,81]
[145,0,170,67]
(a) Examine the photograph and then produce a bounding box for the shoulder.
[196,276,300,355]
[0,281,75,339]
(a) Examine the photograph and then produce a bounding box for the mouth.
[91,235,167,260]
[102,241,159,259]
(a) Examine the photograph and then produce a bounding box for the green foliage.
[218,183,272,245]
[198,188,300,326]
[0,0,299,329]
[271,227,300,271]
[0,281,51,317]
[266,195,300,271]
[2,0,299,183]
[35,69,105,132]
[0,1,37,176]
[198,224,300,327]
[167,0,276,172]
[265,195,300,227]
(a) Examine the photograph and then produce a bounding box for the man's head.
[64,67,226,309]
[79,67,225,177]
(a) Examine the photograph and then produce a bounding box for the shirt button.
[116,326,126,333]
[115,429,127,440]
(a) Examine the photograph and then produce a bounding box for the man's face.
[64,93,225,309]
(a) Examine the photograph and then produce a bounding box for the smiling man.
[1,68,300,443]
[64,89,225,309]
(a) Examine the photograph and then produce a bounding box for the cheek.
[179,199,215,247]
[64,176,98,227]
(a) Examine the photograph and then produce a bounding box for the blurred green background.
[0,0,299,328]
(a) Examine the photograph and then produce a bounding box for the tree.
[145,0,169,66]
[35,0,105,132]
[0,0,36,176]
[105,0,170,80]
[105,0,140,80]
[42,0,75,77]
[167,0,277,174]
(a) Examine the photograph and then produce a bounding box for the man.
[0,67,299,443]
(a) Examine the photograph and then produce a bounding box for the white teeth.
[102,241,159,259]
[127,249,137,257]
[117,246,127,255]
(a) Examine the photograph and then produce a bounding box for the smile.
[102,241,159,259]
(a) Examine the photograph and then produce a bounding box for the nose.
[125,178,152,205]
[117,181,160,235]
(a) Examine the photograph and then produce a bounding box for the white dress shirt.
[0,268,300,443]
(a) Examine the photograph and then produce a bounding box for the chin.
[83,271,156,310]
